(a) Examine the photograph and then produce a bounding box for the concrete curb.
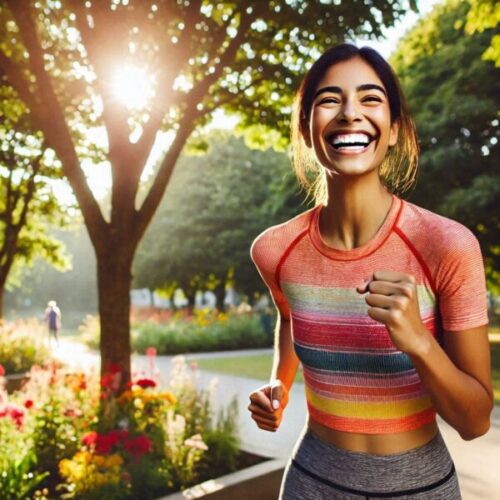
[158,457,287,500]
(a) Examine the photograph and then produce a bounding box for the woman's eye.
[362,95,383,103]
[319,97,339,105]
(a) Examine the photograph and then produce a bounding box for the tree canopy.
[134,132,306,307]
[392,0,499,290]
[0,78,70,316]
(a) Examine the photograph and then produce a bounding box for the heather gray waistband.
[280,429,461,499]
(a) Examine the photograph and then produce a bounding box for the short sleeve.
[436,226,488,331]
[250,231,291,320]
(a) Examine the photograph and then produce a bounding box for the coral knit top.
[251,196,488,434]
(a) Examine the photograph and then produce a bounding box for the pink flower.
[146,347,157,357]
[64,407,83,418]
[0,403,26,430]
[0,364,5,377]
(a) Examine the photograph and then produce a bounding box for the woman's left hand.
[357,270,429,355]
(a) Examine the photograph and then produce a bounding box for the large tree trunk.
[0,285,4,321]
[97,245,134,389]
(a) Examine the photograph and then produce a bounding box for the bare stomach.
[307,417,439,456]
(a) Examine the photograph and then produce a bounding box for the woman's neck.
[320,175,393,251]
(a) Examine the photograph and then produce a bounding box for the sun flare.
[111,65,154,109]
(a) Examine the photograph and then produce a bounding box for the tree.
[465,0,500,66]
[0,0,414,385]
[134,133,306,308]
[392,0,499,290]
[0,82,69,318]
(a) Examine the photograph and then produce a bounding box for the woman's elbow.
[459,408,492,441]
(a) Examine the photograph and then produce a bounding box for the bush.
[132,309,271,354]
[81,309,273,355]
[0,320,51,374]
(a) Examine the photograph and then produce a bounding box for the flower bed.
[0,354,240,499]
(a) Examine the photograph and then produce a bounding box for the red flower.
[124,434,152,458]
[108,429,129,444]
[0,364,5,376]
[82,430,131,454]
[82,431,98,447]
[95,433,117,454]
[24,400,34,409]
[135,378,156,389]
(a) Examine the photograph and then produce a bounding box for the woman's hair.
[291,43,419,205]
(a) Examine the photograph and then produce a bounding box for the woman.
[248,44,492,499]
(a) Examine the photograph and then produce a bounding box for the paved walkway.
[54,340,500,500]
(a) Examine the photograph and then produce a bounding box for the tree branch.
[136,11,254,240]
[5,0,108,243]
[132,0,205,178]
[68,0,131,161]
[181,11,253,109]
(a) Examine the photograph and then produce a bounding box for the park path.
[54,339,500,500]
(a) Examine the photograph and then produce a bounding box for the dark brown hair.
[291,43,419,204]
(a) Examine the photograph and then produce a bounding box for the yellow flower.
[161,391,177,404]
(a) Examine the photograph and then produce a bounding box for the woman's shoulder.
[250,207,316,265]
[398,200,478,250]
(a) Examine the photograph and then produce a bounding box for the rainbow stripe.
[284,281,437,433]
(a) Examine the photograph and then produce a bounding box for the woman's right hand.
[248,379,289,432]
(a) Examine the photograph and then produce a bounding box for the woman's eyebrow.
[314,83,387,99]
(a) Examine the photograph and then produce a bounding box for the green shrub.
[0,320,51,374]
[81,309,273,354]
[132,310,271,354]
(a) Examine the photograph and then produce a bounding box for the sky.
[52,0,441,206]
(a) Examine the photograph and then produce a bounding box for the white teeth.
[332,133,371,146]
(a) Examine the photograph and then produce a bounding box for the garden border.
[159,456,287,499]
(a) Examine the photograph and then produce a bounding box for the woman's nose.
[337,99,361,123]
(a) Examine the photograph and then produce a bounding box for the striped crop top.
[251,196,488,434]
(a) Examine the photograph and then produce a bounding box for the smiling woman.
[247,43,492,500]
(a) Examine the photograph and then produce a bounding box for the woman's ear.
[389,119,400,147]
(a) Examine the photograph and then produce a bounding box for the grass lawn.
[193,354,304,384]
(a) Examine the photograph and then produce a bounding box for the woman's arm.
[410,324,493,440]
[270,314,300,391]
[359,270,493,440]
[248,312,299,432]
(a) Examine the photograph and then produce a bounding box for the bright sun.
[111,65,154,109]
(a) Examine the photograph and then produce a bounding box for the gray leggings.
[279,429,461,499]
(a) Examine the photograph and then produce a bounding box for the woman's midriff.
[307,417,439,455]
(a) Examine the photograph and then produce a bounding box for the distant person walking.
[44,300,61,347]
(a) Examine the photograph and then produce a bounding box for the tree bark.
[0,283,4,321]
[96,244,134,389]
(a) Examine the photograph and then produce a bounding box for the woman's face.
[306,57,399,180]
